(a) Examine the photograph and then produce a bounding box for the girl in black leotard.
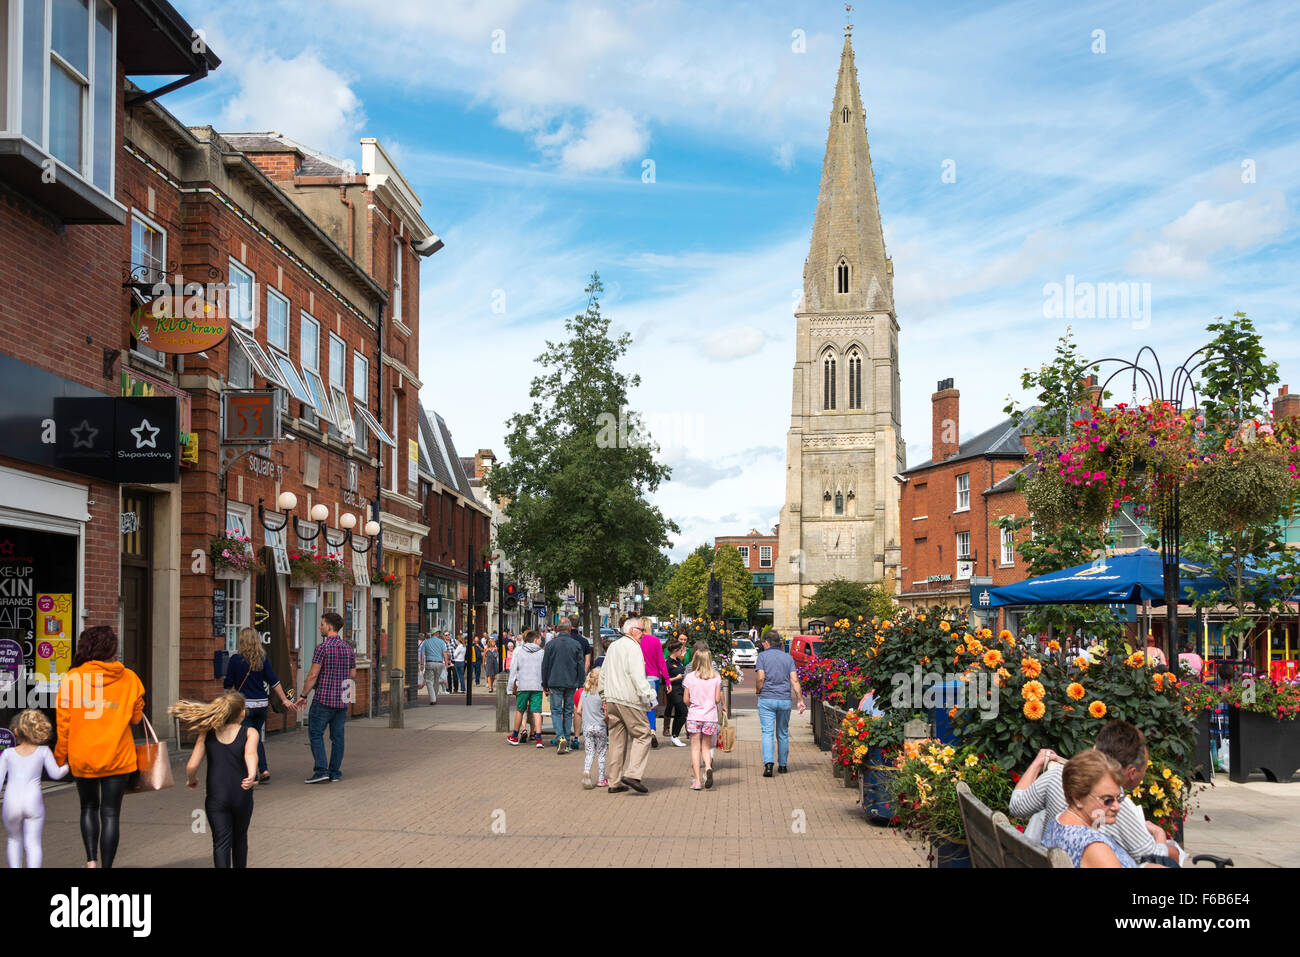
[169,693,259,868]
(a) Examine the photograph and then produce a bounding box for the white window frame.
[302,367,334,426]
[956,530,971,561]
[759,545,772,568]
[355,404,395,448]
[228,258,255,330]
[266,286,289,353]
[352,585,367,657]
[129,210,166,365]
[224,502,254,653]
[392,236,402,323]
[328,332,346,391]
[271,349,313,406]
[10,0,117,194]
[955,473,970,512]
[230,325,288,390]
[330,385,355,444]
[1001,526,1016,566]
[299,311,320,371]
[390,393,398,491]
[736,545,749,567]
[352,351,368,404]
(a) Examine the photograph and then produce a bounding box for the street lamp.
[258,493,381,552]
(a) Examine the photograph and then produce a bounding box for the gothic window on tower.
[823,353,837,410]
[835,491,844,515]
[848,350,862,409]
[842,107,850,123]
[836,259,850,294]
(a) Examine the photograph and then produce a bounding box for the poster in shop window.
[0,526,77,722]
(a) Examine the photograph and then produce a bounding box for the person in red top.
[637,616,670,749]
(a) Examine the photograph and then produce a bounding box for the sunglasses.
[1090,790,1124,808]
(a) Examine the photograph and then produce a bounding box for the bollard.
[389,669,404,729]
[495,678,509,732]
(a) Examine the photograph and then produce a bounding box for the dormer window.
[836,259,849,294]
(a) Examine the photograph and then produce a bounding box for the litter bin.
[927,679,963,744]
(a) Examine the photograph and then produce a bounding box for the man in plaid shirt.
[296,611,357,783]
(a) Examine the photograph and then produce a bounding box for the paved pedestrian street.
[34,693,926,869]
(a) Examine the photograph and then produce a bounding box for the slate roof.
[221,132,354,177]
[905,415,1030,474]
[418,404,476,499]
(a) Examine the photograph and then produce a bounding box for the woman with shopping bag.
[55,625,146,869]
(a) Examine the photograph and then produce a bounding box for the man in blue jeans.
[296,612,357,783]
[755,631,805,777]
[540,617,586,754]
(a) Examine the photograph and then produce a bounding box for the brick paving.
[33,688,926,868]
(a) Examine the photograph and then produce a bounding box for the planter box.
[811,698,825,748]
[1228,707,1300,783]
[371,585,390,599]
[929,840,972,869]
[1193,710,1213,782]
[861,746,893,823]
[214,567,246,581]
[823,704,847,753]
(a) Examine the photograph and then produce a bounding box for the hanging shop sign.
[128,293,230,355]
[51,395,180,484]
[222,391,279,445]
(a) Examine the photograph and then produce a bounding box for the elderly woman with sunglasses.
[1042,751,1167,868]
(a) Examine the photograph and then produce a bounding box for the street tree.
[487,273,677,646]
[800,577,896,624]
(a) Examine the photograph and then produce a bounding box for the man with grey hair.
[597,618,656,793]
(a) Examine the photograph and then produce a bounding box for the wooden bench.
[956,781,1072,868]
[955,781,1008,868]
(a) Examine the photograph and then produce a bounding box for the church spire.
[803,29,893,315]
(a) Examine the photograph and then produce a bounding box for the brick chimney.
[1079,374,1102,418]
[1274,385,1300,423]
[932,378,959,463]
[474,449,496,479]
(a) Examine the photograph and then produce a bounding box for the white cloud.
[557,109,648,172]
[1129,192,1288,280]
[218,50,366,158]
[698,325,767,361]
[772,142,795,170]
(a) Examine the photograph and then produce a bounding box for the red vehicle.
[790,635,825,667]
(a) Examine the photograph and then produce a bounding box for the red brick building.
[898,379,1032,628]
[714,528,779,626]
[0,0,218,728]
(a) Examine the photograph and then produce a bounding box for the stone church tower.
[773,27,904,636]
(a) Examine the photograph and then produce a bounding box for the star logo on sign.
[70,420,98,449]
[0,541,14,557]
[130,418,160,449]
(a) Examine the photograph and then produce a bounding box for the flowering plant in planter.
[375,570,399,587]
[287,548,352,585]
[797,658,866,707]
[832,708,916,772]
[821,607,966,701]
[1221,674,1300,720]
[717,657,741,684]
[890,741,1019,843]
[672,617,733,662]
[210,530,265,576]
[1130,751,1189,838]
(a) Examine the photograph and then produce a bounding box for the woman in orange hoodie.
[55,625,145,868]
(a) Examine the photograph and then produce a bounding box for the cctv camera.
[893,473,908,483]
[412,235,444,257]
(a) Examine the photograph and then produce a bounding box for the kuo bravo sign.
[129,290,230,355]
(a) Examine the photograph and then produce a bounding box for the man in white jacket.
[597,620,657,793]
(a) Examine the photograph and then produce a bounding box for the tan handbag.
[717,708,736,753]
[129,715,175,793]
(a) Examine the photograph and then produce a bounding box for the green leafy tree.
[712,544,763,621]
[1198,312,1278,437]
[667,552,709,617]
[1002,327,1102,439]
[800,577,896,624]
[487,273,678,643]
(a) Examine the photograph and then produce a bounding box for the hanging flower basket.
[210,530,265,578]
[287,549,352,586]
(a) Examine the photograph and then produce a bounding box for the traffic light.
[474,569,491,599]
[503,581,518,610]
[707,573,722,617]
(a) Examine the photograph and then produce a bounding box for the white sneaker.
[671,736,687,747]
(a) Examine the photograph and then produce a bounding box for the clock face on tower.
[823,526,857,559]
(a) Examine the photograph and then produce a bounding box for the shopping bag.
[129,715,175,793]
[417,668,426,689]
[717,709,736,753]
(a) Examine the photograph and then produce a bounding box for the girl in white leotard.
[1,709,70,868]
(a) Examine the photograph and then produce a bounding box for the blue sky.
[163,0,1300,559]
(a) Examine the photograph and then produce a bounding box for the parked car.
[790,635,825,667]
[731,638,758,668]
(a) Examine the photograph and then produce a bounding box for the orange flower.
[999,629,1014,642]
[947,706,958,719]
[939,620,951,632]
[921,656,930,665]
[1073,656,1090,671]
[1067,682,1086,701]
[1089,700,1107,719]
[880,620,892,629]
[918,614,927,622]
[1021,680,1045,701]
[1020,658,1042,679]
[982,649,1003,668]
[1047,640,1061,653]
[1023,699,1046,720]
[968,639,985,655]
[1153,672,1164,690]
[955,644,967,656]
[1126,651,1145,668]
